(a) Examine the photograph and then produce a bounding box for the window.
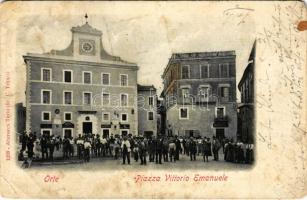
[102,73,110,85]
[219,63,229,77]
[179,107,189,119]
[181,88,190,98]
[102,93,110,106]
[121,113,128,122]
[64,112,72,121]
[199,87,210,98]
[182,65,190,79]
[64,91,72,105]
[42,112,51,121]
[41,90,51,104]
[120,94,128,107]
[102,129,110,138]
[102,112,110,122]
[83,92,92,105]
[221,87,229,98]
[148,96,154,106]
[216,107,225,118]
[41,68,51,82]
[120,74,128,86]
[201,64,209,78]
[83,72,92,84]
[63,70,72,83]
[148,111,154,120]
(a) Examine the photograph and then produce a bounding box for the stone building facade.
[161,51,237,140]
[137,85,157,138]
[15,103,26,136]
[237,42,255,143]
[157,99,166,136]
[23,22,138,138]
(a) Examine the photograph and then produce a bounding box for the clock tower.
[48,14,127,63]
[70,19,102,62]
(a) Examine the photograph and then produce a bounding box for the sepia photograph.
[17,13,255,169]
[0,1,306,199]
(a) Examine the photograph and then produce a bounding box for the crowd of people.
[18,131,254,167]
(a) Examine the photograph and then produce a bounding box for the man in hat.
[27,132,35,160]
[202,137,212,162]
[113,137,121,160]
[212,136,221,161]
[174,136,181,161]
[62,135,70,159]
[168,139,176,162]
[19,131,28,161]
[40,134,48,160]
[162,136,169,162]
[48,135,55,161]
[101,136,107,157]
[108,135,115,157]
[138,136,147,165]
[76,134,84,159]
[95,134,102,157]
[83,138,92,162]
[69,136,75,158]
[121,136,131,165]
[148,137,156,162]
[188,137,197,161]
[155,136,163,164]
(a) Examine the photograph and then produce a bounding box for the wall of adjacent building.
[238,106,254,143]
[137,89,157,137]
[166,103,237,139]
[162,52,237,140]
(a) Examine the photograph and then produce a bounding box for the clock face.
[79,39,96,55]
[82,42,93,52]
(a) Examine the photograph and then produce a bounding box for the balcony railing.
[214,116,228,122]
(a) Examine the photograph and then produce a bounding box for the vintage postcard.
[0,1,306,199]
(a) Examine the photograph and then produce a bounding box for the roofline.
[23,54,138,70]
[71,28,102,36]
[162,51,236,78]
[238,62,253,90]
[137,84,157,91]
[161,56,173,79]
[70,22,103,36]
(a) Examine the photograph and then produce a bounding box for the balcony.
[213,116,228,127]
[195,96,218,104]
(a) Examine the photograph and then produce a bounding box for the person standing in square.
[121,136,131,165]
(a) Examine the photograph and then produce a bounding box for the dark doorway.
[102,129,109,138]
[216,129,225,140]
[144,131,153,138]
[64,129,72,138]
[184,130,194,137]
[42,130,51,137]
[121,130,128,137]
[83,122,92,134]
[189,131,193,137]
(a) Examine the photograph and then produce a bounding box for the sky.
[14,2,260,103]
